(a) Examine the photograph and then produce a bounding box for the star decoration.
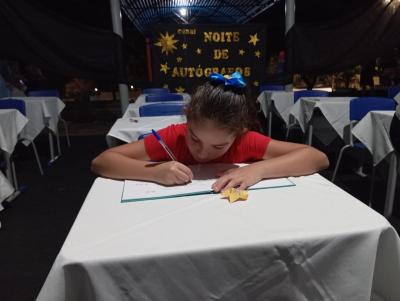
[248,33,260,46]
[182,43,188,50]
[196,48,202,54]
[175,86,185,93]
[254,50,261,58]
[160,62,170,74]
[154,32,179,55]
[239,49,245,56]
[253,81,259,87]
[176,57,183,63]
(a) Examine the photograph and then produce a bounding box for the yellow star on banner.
[175,86,185,93]
[182,43,188,49]
[160,62,170,74]
[176,57,183,63]
[162,84,169,89]
[196,48,202,54]
[154,32,179,55]
[239,49,245,56]
[255,50,261,58]
[253,81,259,87]
[248,33,260,46]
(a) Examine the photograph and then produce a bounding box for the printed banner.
[151,24,266,93]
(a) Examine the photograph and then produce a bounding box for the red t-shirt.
[144,123,271,164]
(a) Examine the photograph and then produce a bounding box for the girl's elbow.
[317,151,330,171]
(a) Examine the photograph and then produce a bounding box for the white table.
[123,93,190,118]
[289,97,355,145]
[394,92,400,104]
[0,109,28,154]
[106,115,186,147]
[37,173,400,301]
[352,110,398,217]
[0,109,28,204]
[257,91,294,136]
[0,171,14,210]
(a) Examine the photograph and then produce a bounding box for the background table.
[9,97,66,143]
[257,91,294,136]
[123,93,190,118]
[37,173,400,301]
[0,109,28,204]
[0,109,28,154]
[106,115,186,147]
[352,110,398,217]
[0,171,14,209]
[289,97,355,145]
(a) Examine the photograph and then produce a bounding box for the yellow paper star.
[248,33,260,46]
[253,81,259,87]
[182,43,188,49]
[221,188,248,203]
[255,50,261,58]
[239,49,245,56]
[154,32,179,55]
[196,48,202,54]
[160,62,170,74]
[175,86,185,93]
[176,57,183,63]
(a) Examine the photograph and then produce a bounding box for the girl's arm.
[91,141,193,185]
[212,140,329,192]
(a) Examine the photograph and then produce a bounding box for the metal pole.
[284,0,295,91]
[110,0,129,114]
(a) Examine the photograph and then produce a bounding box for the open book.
[121,163,295,203]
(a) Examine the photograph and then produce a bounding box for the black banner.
[151,24,266,93]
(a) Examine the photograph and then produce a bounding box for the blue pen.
[151,129,177,161]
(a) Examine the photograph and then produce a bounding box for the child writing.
[92,72,329,192]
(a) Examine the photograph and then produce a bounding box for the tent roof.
[120,0,280,33]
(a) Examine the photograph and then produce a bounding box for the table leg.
[48,131,55,162]
[268,111,272,137]
[4,152,13,185]
[384,152,398,218]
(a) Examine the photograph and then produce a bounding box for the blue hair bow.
[209,71,246,89]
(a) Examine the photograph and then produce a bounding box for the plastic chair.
[0,99,44,177]
[294,90,329,103]
[139,103,185,117]
[387,86,400,99]
[259,84,285,92]
[27,89,70,161]
[142,88,169,94]
[28,89,60,97]
[331,97,396,182]
[145,93,183,102]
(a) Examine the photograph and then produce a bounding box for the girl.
[92,72,329,192]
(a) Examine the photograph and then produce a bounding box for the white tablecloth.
[0,171,14,208]
[257,91,294,125]
[352,110,396,166]
[10,97,65,143]
[0,109,28,154]
[123,93,191,118]
[106,115,186,147]
[289,97,355,144]
[0,109,27,205]
[394,92,400,104]
[37,173,400,301]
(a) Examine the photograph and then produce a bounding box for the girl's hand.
[153,161,194,186]
[211,165,263,192]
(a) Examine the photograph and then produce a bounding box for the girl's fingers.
[177,163,194,181]
[212,176,235,192]
[175,169,191,184]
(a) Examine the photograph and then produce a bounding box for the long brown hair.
[186,81,258,134]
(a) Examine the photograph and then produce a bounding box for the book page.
[121,163,295,202]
